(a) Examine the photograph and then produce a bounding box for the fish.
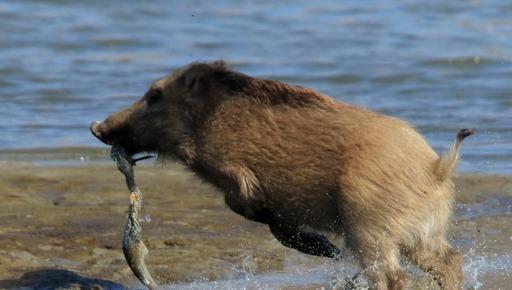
[111,145,158,289]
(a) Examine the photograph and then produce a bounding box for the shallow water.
[162,252,512,290]
[1,1,511,173]
[157,254,512,289]
[159,194,512,290]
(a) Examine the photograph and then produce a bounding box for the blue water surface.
[0,1,511,173]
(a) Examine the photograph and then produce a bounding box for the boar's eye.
[146,89,163,106]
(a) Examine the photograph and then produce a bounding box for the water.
[0,0,511,172]
[162,256,510,290]
[159,193,512,289]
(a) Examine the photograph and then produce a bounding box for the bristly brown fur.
[92,61,471,290]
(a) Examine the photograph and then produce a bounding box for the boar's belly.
[267,191,342,231]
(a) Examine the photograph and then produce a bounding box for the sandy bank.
[0,163,510,289]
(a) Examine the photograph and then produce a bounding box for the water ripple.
[0,1,511,173]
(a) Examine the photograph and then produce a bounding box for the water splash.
[462,248,512,290]
[464,249,485,290]
[141,214,151,223]
[136,195,512,289]
[156,249,512,290]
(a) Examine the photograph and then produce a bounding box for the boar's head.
[90,61,247,159]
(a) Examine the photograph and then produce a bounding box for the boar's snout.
[90,103,139,146]
[90,121,110,145]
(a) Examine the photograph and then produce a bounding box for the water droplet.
[140,214,151,223]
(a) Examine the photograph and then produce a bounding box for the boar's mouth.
[90,121,157,160]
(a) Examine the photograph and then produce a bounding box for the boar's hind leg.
[348,231,406,290]
[269,223,341,259]
[402,240,463,290]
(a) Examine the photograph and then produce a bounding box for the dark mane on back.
[244,78,334,107]
[179,61,335,108]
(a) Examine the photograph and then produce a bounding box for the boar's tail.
[434,128,474,181]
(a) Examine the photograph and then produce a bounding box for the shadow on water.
[0,269,124,290]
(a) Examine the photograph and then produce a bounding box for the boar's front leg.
[221,166,340,258]
[269,223,341,259]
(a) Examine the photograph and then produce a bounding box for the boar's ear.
[184,70,199,89]
[179,64,218,107]
[181,61,243,105]
[183,63,216,92]
[182,62,230,98]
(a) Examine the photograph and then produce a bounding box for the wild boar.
[90,61,472,290]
